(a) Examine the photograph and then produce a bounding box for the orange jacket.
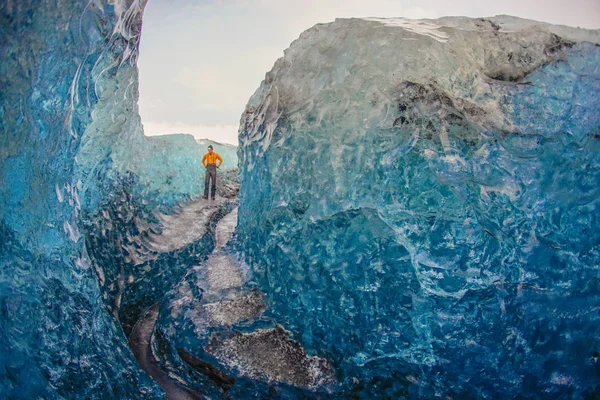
[202,152,223,167]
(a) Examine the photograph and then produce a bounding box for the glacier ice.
[150,203,335,399]
[2,0,600,398]
[0,1,163,398]
[0,0,237,398]
[237,17,600,399]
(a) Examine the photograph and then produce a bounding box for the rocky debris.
[206,326,334,390]
[201,290,265,328]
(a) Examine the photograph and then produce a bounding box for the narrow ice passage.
[127,197,231,399]
[3,2,598,396]
[128,198,334,397]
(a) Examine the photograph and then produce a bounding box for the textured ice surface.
[0,1,164,398]
[0,0,237,398]
[151,206,334,398]
[2,1,599,398]
[238,17,600,398]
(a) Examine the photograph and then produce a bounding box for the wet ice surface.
[129,304,201,400]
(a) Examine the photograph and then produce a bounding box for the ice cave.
[1,1,599,399]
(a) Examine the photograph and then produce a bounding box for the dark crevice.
[177,348,235,392]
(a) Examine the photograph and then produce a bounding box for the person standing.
[202,145,223,200]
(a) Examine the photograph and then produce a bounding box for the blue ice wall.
[237,18,600,398]
[0,1,164,398]
[0,0,233,398]
[2,3,598,398]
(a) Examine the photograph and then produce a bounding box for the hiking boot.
[202,195,208,200]
[211,197,215,200]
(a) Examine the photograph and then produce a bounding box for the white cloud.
[174,65,244,110]
[139,0,600,135]
[142,121,239,146]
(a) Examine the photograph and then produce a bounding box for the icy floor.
[129,304,201,400]
[214,207,238,251]
[129,198,333,397]
[143,198,226,254]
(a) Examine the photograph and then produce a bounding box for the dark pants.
[204,164,217,198]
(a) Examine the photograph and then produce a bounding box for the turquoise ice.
[1,1,599,398]
[238,16,600,398]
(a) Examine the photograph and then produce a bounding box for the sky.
[138,0,600,146]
